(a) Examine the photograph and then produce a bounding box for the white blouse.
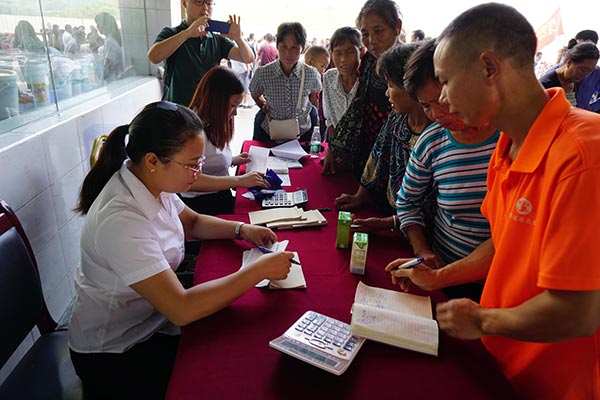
[69,160,183,353]
[322,68,359,128]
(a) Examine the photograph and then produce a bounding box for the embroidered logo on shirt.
[515,198,533,215]
[509,197,535,225]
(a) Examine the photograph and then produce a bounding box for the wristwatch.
[234,222,245,239]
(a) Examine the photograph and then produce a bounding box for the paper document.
[270,140,308,161]
[266,209,327,229]
[268,253,306,289]
[266,156,290,174]
[247,146,270,173]
[240,241,306,289]
[248,206,304,225]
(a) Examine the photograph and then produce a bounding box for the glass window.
[0,0,140,133]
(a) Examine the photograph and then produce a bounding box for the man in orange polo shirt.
[386,3,600,399]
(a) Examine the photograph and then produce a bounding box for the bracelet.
[391,215,398,231]
[234,222,244,239]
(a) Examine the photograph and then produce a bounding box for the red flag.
[535,8,564,50]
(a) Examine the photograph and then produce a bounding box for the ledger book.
[350,282,438,356]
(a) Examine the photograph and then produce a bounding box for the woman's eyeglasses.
[165,157,206,174]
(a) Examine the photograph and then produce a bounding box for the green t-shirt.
[155,21,235,106]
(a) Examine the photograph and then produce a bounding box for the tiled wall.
[0,77,162,384]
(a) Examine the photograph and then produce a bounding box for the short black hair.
[356,0,401,30]
[575,30,599,45]
[305,45,329,60]
[329,26,362,52]
[412,30,425,40]
[437,3,536,69]
[276,22,307,48]
[404,39,436,100]
[564,41,600,63]
[377,42,420,88]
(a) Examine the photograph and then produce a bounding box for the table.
[166,141,516,399]
[234,140,362,215]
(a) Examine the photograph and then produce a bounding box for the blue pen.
[257,246,301,265]
[387,257,424,273]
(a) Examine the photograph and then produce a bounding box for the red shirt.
[258,44,277,65]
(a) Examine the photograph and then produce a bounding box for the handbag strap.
[295,63,306,115]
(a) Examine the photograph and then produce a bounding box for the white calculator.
[269,311,365,375]
[262,189,308,208]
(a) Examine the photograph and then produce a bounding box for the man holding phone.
[148,0,254,106]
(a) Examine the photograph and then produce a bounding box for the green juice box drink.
[336,211,352,248]
[350,232,368,275]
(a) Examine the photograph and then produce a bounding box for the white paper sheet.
[240,241,289,287]
[270,140,308,161]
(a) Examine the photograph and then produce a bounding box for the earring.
[150,169,156,174]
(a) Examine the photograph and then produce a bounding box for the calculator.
[262,189,308,208]
[269,311,365,375]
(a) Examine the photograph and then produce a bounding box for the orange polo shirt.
[480,88,600,399]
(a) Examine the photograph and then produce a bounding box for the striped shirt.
[396,123,500,263]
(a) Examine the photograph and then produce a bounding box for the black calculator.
[262,189,308,208]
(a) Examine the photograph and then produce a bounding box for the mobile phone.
[206,20,230,34]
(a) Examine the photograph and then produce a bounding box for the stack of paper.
[248,207,327,229]
[246,143,306,187]
[240,241,307,289]
[270,140,308,161]
[248,206,304,225]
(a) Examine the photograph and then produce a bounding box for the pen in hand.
[257,246,301,265]
[387,257,424,273]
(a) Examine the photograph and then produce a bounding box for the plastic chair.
[0,200,83,399]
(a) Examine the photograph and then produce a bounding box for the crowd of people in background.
[0,12,127,112]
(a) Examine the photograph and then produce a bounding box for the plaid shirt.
[250,60,322,134]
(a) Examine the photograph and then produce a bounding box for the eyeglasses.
[165,157,206,174]
[194,0,215,6]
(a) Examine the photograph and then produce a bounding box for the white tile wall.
[0,77,162,386]
[42,119,82,185]
[0,136,49,210]
[51,164,85,239]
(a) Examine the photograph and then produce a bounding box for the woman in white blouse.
[182,66,270,215]
[69,101,293,399]
[322,27,362,141]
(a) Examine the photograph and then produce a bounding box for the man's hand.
[187,16,209,39]
[436,299,485,340]
[223,14,242,41]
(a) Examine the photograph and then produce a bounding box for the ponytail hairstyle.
[76,101,204,214]
[188,66,244,149]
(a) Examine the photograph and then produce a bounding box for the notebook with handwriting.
[350,282,438,356]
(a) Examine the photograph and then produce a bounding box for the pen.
[257,246,301,265]
[387,257,424,273]
[317,208,332,212]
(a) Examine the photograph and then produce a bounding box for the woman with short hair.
[250,22,322,142]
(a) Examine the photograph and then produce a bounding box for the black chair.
[0,200,83,400]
